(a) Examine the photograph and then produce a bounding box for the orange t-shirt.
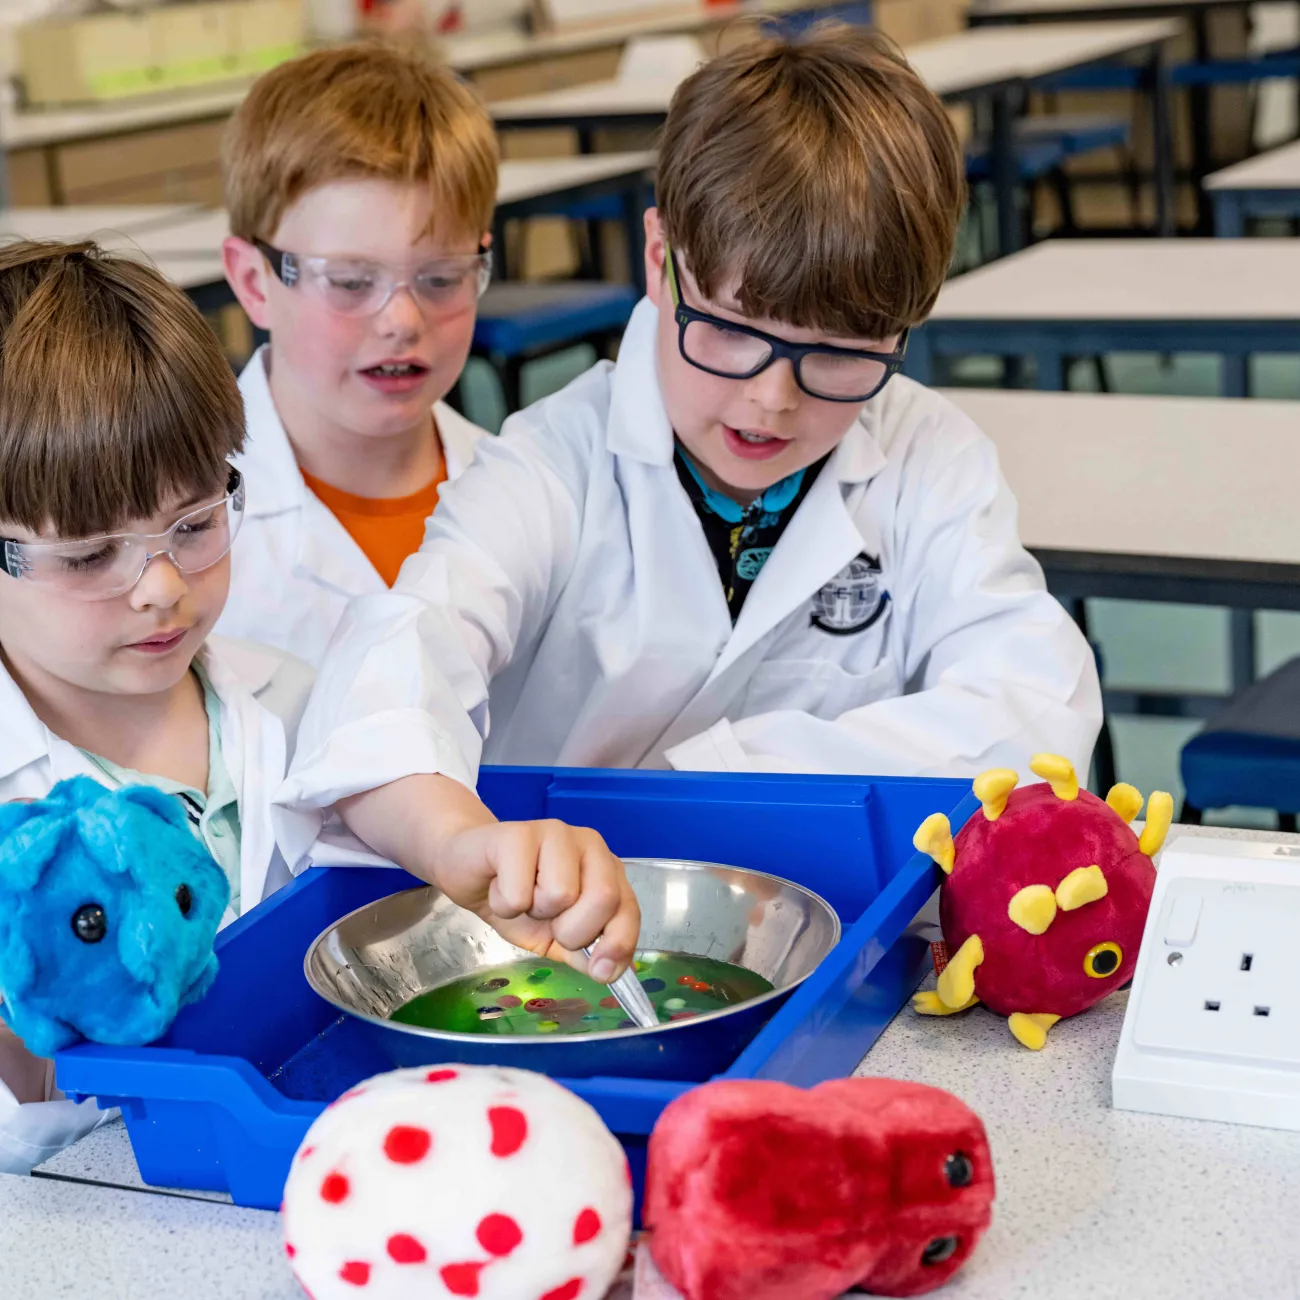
[301,460,447,588]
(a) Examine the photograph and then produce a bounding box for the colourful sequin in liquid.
[391,951,774,1035]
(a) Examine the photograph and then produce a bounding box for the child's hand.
[339,776,641,983]
[431,819,640,983]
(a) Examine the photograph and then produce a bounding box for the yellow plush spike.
[1007,884,1058,935]
[1105,783,1144,824]
[1138,791,1174,858]
[913,813,955,874]
[1029,753,1079,801]
[936,934,984,1008]
[1056,864,1109,911]
[1008,1012,1061,1051]
[974,768,1018,821]
[913,989,980,1016]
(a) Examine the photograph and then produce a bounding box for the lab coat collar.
[604,299,888,486]
[0,657,52,784]
[238,346,482,509]
[236,348,305,519]
[235,348,383,599]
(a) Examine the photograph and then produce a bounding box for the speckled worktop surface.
[4,827,1300,1300]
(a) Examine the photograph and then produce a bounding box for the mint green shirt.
[81,668,242,915]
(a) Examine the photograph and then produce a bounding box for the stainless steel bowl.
[304,858,841,1081]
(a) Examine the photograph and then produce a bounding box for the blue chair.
[765,2,872,36]
[966,113,1133,242]
[1179,656,1300,831]
[469,280,641,414]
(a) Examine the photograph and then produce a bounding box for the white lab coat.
[279,298,1101,840]
[215,346,487,666]
[0,635,313,1175]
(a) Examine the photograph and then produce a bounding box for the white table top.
[445,0,848,72]
[0,203,198,241]
[1205,137,1300,191]
[0,151,657,291]
[930,238,1300,320]
[0,2,837,151]
[942,387,1300,568]
[971,0,1248,17]
[12,823,1300,1298]
[491,18,1179,119]
[864,832,1300,1300]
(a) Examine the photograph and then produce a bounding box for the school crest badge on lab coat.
[811,552,890,635]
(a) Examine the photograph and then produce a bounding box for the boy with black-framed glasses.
[280,28,1101,883]
[0,239,316,1173]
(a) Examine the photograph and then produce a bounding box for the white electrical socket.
[1113,836,1300,1131]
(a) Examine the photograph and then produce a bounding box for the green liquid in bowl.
[390,950,774,1036]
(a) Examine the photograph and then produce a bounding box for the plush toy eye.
[175,883,193,917]
[944,1152,974,1188]
[71,903,107,944]
[1084,942,1123,978]
[922,1236,960,1266]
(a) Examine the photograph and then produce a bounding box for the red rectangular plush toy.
[643,1076,994,1300]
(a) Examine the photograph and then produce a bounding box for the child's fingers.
[549,836,640,978]
[483,823,540,919]
[528,823,583,921]
[585,876,641,984]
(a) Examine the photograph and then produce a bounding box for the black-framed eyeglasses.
[665,245,907,403]
[254,238,493,319]
[0,466,245,601]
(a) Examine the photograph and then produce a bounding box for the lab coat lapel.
[237,348,386,601]
[708,416,888,681]
[199,641,283,915]
[0,660,102,789]
[609,300,734,636]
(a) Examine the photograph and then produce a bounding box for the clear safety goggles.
[256,239,493,318]
[0,468,245,601]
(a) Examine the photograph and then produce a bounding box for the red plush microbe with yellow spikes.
[911,754,1173,1051]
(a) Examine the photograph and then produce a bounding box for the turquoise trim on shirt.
[80,667,242,914]
[676,450,808,524]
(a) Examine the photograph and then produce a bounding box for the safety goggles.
[256,239,493,318]
[665,245,907,403]
[0,467,245,601]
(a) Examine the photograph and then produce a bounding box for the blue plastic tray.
[56,767,975,1211]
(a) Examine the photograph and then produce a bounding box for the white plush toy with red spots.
[282,1064,633,1300]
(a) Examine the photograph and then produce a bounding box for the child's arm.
[665,403,1102,779]
[337,774,638,982]
[278,391,639,977]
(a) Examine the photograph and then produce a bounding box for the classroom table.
[910,237,1300,397]
[0,151,658,313]
[0,203,200,241]
[941,385,1300,715]
[967,0,1300,231]
[10,822,1300,1299]
[1205,136,1300,233]
[0,2,842,159]
[491,20,1181,255]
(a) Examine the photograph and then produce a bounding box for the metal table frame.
[907,317,1300,396]
[968,0,1300,234]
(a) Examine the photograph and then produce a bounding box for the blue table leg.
[1034,349,1065,390]
[905,327,935,387]
[1222,352,1249,398]
[1230,609,1257,692]
[1214,194,1245,237]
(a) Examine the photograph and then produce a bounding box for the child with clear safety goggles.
[0,239,315,1174]
[216,41,498,669]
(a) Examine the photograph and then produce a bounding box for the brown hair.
[0,240,244,538]
[656,24,966,340]
[223,41,499,244]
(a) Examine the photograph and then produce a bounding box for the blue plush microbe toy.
[0,776,229,1058]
